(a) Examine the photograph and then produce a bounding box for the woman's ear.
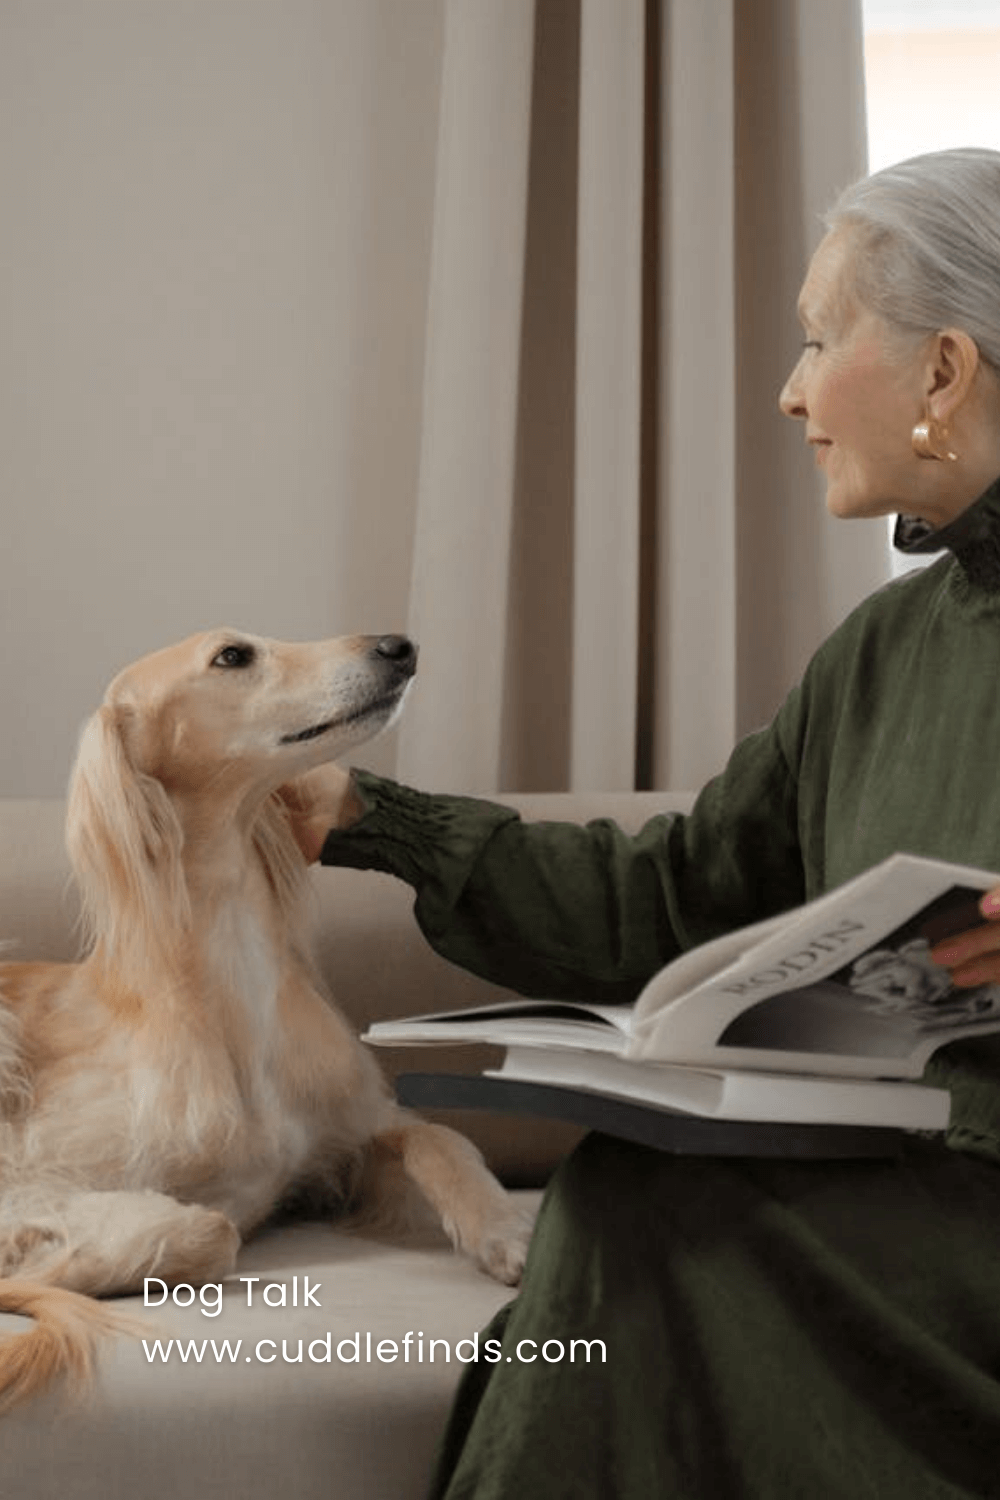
[925,328,982,427]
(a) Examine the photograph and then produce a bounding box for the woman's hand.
[276,764,364,864]
[930,886,1000,986]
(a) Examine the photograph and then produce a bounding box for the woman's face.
[779,230,927,520]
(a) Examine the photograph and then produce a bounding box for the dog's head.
[97,629,418,793]
[65,630,417,966]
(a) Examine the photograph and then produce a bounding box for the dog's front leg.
[374,1113,534,1285]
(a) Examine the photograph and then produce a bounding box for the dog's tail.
[0,1279,137,1412]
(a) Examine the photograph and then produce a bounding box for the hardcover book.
[365,853,1000,1132]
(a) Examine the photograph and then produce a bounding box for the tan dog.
[0,630,531,1409]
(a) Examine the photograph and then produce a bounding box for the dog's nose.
[373,636,418,675]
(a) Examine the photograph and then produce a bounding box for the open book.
[365,853,1000,1131]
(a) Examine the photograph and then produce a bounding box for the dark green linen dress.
[322,487,1000,1497]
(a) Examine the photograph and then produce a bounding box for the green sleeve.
[319,693,807,1004]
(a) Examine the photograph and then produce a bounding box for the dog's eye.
[211,644,256,670]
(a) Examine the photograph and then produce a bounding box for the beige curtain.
[0,0,887,799]
[397,0,889,795]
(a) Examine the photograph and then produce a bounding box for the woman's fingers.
[275,765,363,861]
[930,885,1000,986]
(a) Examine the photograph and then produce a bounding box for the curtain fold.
[648,0,739,792]
[396,0,888,796]
[730,0,883,759]
[569,0,646,791]
[396,0,537,791]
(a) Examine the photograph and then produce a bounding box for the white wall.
[0,0,443,795]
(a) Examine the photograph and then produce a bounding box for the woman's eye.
[802,339,822,352]
[211,644,256,670]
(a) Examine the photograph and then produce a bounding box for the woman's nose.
[778,362,807,420]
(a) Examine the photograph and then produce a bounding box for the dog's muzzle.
[278,636,418,745]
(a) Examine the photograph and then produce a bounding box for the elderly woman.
[289,148,1000,1496]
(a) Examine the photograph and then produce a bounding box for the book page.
[365,997,633,1052]
[628,857,1000,1078]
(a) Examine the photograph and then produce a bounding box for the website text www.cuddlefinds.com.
[141,1278,607,1367]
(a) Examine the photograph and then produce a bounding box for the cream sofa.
[0,789,690,1499]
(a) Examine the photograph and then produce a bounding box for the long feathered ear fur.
[65,706,190,972]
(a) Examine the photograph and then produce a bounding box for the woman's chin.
[824,488,863,519]
[823,484,894,522]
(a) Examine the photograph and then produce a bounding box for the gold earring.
[912,417,958,463]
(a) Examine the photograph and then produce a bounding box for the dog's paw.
[469,1207,535,1286]
[0,1224,63,1279]
[181,1206,242,1282]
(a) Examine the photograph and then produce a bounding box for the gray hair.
[825,147,1000,370]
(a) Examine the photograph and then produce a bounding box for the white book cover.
[488,1046,951,1131]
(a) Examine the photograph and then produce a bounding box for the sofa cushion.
[0,1198,541,1500]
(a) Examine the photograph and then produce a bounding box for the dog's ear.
[65,704,189,970]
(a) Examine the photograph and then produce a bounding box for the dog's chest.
[162,910,370,1219]
[203,901,284,1037]
[12,904,370,1228]
[163,920,318,1174]
[109,1024,320,1229]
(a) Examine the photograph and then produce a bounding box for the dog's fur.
[0,629,530,1410]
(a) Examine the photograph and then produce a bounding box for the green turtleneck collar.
[893,473,1000,589]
